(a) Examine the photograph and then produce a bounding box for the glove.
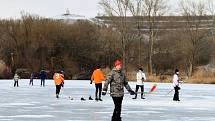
[90,80,92,84]
[176,86,180,90]
[130,90,136,95]
[61,82,64,87]
[102,91,107,96]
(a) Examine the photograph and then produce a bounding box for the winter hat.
[139,68,143,71]
[114,60,121,67]
[60,70,64,74]
[175,69,179,73]
[96,64,101,69]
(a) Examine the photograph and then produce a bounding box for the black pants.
[173,86,180,101]
[95,83,102,99]
[14,81,19,87]
[134,85,144,98]
[41,79,45,87]
[112,96,123,119]
[56,84,62,95]
[29,79,33,86]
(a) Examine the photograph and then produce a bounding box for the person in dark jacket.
[40,70,46,87]
[102,60,135,121]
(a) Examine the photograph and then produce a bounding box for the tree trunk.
[188,62,193,77]
[148,27,154,75]
[122,35,126,73]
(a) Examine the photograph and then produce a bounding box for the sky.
[0,0,100,19]
[0,0,212,19]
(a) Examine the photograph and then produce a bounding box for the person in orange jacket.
[53,71,64,98]
[91,64,105,101]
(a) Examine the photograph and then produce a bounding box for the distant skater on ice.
[173,69,181,101]
[40,70,46,87]
[29,72,34,86]
[13,72,20,87]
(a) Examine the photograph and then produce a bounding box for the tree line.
[0,0,214,81]
[0,14,120,79]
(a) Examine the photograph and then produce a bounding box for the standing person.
[133,68,146,99]
[40,70,46,87]
[88,80,94,100]
[53,71,64,98]
[102,60,135,121]
[91,64,105,101]
[14,73,20,87]
[173,69,180,101]
[29,72,34,86]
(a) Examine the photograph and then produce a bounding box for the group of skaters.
[13,59,181,121]
[87,60,181,121]
[13,70,47,87]
[89,60,181,121]
[89,61,146,101]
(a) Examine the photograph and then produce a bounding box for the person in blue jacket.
[40,70,46,87]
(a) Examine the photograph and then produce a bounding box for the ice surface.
[0,79,215,121]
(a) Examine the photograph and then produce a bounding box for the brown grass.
[126,70,215,84]
[102,68,215,84]
[126,72,173,83]
[188,70,215,84]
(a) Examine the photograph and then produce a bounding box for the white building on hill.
[52,9,92,23]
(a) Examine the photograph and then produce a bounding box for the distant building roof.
[51,9,92,23]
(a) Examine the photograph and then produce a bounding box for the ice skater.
[133,68,146,99]
[102,60,135,121]
[53,71,64,98]
[173,69,180,101]
[29,72,34,86]
[91,64,105,101]
[40,70,46,87]
[13,73,20,87]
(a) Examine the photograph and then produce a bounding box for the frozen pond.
[0,79,215,121]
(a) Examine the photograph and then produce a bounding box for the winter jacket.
[172,74,179,87]
[30,73,34,79]
[14,74,20,81]
[91,69,105,84]
[103,68,133,97]
[136,71,146,85]
[40,71,46,79]
[53,73,64,85]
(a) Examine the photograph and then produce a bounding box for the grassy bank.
[126,71,215,84]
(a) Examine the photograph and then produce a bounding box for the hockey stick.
[165,80,184,96]
[165,89,174,96]
[109,84,157,95]
[148,84,157,94]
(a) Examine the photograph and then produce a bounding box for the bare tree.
[99,0,135,71]
[207,0,215,42]
[179,0,210,77]
[128,0,168,75]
